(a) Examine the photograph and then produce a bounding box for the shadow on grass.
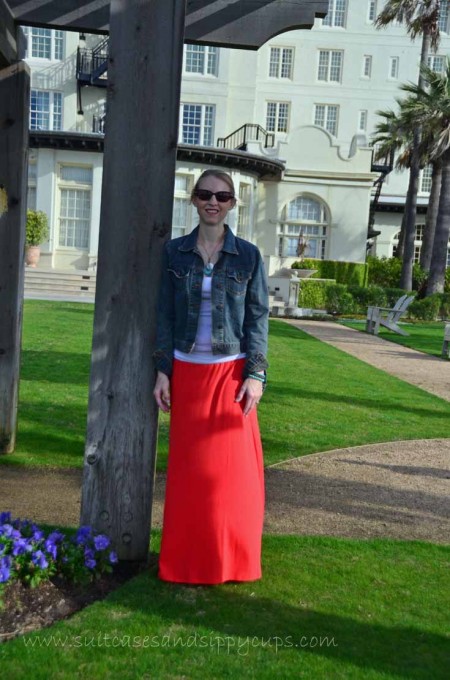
[107,560,448,680]
[265,384,450,421]
[20,351,90,384]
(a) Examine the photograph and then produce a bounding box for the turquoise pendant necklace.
[198,236,224,277]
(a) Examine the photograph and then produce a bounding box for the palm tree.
[375,0,444,290]
[400,61,450,293]
[373,106,443,274]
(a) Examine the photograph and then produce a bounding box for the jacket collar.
[178,225,239,255]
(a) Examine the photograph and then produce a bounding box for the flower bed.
[0,512,118,592]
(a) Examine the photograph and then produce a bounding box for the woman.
[153,169,269,584]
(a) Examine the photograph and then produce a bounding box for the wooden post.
[80,0,186,560]
[0,61,30,454]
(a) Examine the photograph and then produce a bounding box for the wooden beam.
[79,0,186,561]
[0,61,30,453]
[7,0,328,48]
[0,0,23,66]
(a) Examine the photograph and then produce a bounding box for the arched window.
[278,195,328,259]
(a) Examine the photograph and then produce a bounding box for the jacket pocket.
[168,267,190,291]
[225,268,252,297]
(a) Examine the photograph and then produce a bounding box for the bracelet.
[247,372,266,384]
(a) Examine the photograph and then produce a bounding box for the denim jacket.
[153,225,269,379]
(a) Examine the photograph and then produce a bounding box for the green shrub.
[384,288,410,307]
[348,285,386,312]
[298,280,330,309]
[325,284,355,315]
[438,292,450,319]
[26,210,49,246]
[292,259,368,286]
[408,295,441,321]
[367,256,427,292]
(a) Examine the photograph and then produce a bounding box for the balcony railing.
[76,38,109,87]
[217,124,275,151]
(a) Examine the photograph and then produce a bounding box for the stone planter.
[25,245,41,268]
[290,268,317,278]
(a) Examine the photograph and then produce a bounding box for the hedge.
[298,279,331,309]
[293,259,368,286]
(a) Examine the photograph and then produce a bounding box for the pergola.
[0,0,327,560]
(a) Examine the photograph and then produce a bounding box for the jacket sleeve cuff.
[153,350,173,378]
[243,352,268,379]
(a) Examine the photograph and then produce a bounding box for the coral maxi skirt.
[158,358,265,584]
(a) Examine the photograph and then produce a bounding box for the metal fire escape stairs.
[368,147,395,242]
[76,37,109,132]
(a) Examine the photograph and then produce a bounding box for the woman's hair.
[190,169,236,201]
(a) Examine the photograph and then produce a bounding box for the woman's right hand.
[153,371,171,412]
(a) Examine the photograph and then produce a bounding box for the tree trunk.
[80,0,186,561]
[427,149,450,294]
[420,158,442,272]
[0,62,30,453]
[400,28,431,290]
[396,210,406,259]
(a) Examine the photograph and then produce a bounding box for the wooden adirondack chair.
[442,323,450,358]
[366,295,415,336]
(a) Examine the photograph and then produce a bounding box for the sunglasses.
[194,189,235,203]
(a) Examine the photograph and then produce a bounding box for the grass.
[341,319,448,359]
[3,300,450,470]
[0,534,448,679]
[1,301,449,678]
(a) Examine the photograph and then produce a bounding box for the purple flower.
[44,540,58,560]
[0,524,14,537]
[75,526,92,545]
[32,528,44,541]
[109,551,118,564]
[47,531,64,543]
[12,538,29,556]
[93,534,110,551]
[31,550,48,570]
[0,512,12,524]
[85,558,96,569]
[84,547,95,560]
[0,555,11,583]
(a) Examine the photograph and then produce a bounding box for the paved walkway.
[283,319,450,402]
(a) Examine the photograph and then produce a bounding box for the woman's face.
[192,176,236,228]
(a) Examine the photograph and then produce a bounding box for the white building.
[24,0,450,276]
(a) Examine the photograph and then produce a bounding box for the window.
[318,50,343,82]
[388,57,399,79]
[438,1,449,33]
[179,104,215,146]
[368,1,377,22]
[322,0,347,28]
[427,55,446,74]
[184,45,219,76]
[362,55,372,78]
[278,196,328,259]
[269,47,294,78]
[420,165,433,193]
[358,110,368,132]
[58,166,92,249]
[236,183,252,238]
[172,175,194,239]
[266,102,290,133]
[30,90,62,131]
[23,27,64,60]
[314,104,339,136]
[27,162,37,211]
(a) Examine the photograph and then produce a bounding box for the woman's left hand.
[235,378,263,416]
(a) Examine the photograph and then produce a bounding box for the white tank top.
[174,267,246,365]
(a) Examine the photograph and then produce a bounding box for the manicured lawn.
[341,319,448,359]
[0,534,448,680]
[3,301,450,470]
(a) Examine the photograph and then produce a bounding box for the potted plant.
[25,210,49,267]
